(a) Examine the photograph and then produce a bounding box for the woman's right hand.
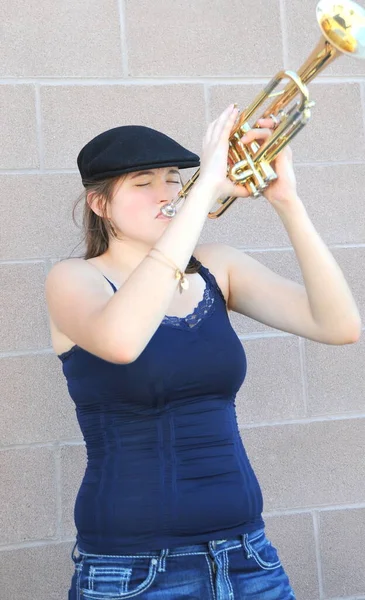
[198,104,251,201]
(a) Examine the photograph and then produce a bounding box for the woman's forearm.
[275,195,362,338]
[98,181,218,362]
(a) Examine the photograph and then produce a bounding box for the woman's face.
[108,166,182,245]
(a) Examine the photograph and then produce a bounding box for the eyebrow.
[130,169,180,179]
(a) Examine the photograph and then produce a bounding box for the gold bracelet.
[148,248,189,293]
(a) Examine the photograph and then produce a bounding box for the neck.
[102,237,154,274]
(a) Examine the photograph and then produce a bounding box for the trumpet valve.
[247,181,261,197]
[230,160,252,182]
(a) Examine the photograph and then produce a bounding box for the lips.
[156,213,171,220]
[155,207,171,219]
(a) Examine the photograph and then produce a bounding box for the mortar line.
[264,502,365,517]
[117,0,129,78]
[279,0,289,69]
[203,84,211,125]
[240,413,365,428]
[236,243,365,252]
[54,443,62,539]
[0,441,84,451]
[238,323,365,341]
[43,258,55,275]
[294,159,365,167]
[34,84,44,171]
[1,76,364,85]
[298,336,309,417]
[0,539,77,552]
[0,169,78,175]
[312,510,325,600]
[326,597,365,600]
[0,540,71,552]
[360,81,365,144]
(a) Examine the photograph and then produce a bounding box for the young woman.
[45,104,361,599]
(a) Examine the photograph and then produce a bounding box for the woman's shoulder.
[194,242,232,270]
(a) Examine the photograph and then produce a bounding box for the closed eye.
[136,181,180,186]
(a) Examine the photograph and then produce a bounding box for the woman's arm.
[206,194,361,344]
[204,117,361,345]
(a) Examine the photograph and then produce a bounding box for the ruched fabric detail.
[59,260,264,554]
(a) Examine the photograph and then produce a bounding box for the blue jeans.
[69,528,296,599]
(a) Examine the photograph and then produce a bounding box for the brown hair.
[68,175,201,274]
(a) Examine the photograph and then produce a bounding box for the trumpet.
[161,0,365,219]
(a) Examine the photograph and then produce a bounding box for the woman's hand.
[198,104,243,200]
[199,104,298,205]
[197,105,298,211]
[236,117,298,208]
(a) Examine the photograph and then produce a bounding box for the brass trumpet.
[161,0,365,219]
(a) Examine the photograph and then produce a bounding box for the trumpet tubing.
[161,0,365,219]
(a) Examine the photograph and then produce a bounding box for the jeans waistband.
[71,528,265,563]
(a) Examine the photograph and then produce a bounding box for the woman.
[45,104,361,599]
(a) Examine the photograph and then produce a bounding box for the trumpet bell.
[317,0,365,58]
[160,0,365,220]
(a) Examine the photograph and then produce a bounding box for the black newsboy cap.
[77,125,200,186]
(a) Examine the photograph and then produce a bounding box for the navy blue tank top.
[58,259,264,553]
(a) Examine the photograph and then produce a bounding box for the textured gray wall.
[0,1,364,599]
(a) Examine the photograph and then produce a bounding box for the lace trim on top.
[161,281,215,329]
[58,266,220,359]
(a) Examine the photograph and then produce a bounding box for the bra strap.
[103,275,117,293]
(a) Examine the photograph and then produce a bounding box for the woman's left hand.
[235,116,298,208]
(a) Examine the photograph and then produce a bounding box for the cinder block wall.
[1,1,364,599]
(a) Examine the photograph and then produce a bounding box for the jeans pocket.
[244,531,282,571]
[79,557,159,599]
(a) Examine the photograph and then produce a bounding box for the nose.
[154,181,175,204]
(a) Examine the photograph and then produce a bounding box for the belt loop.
[242,533,252,559]
[157,548,169,572]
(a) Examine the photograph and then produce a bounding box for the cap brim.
[81,158,200,184]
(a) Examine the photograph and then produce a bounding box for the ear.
[87,191,106,218]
